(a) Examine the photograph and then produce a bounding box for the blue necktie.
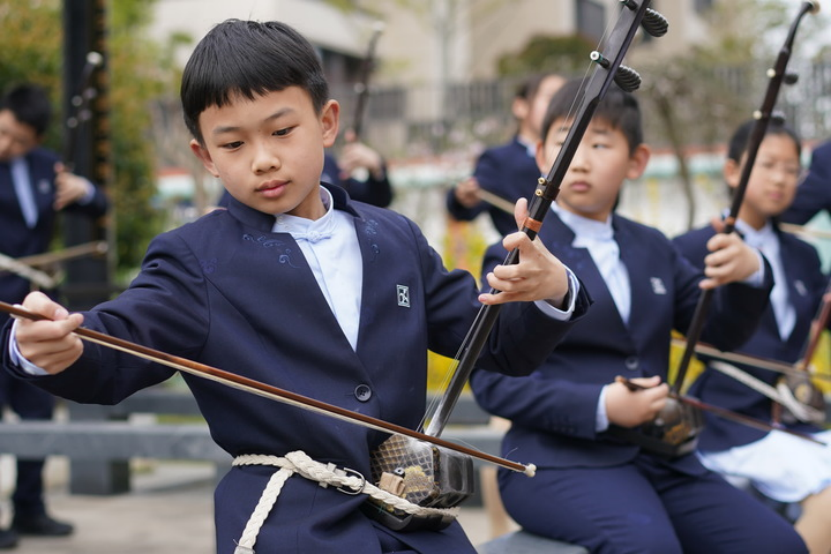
[11,157,38,228]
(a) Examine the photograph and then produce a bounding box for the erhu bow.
[773,273,831,426]
[667,0,820,455]
[0,301,530,475]
[368,0,669,532]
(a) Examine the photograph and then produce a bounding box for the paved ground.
[0,456,516,553]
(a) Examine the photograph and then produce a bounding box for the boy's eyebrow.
[210,107,296,136]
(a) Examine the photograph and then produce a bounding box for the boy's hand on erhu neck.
[14,291,84,375]
[454,176,481,208]
[605,375,668,428]
[699,217,761,290]
[479,198,570,308]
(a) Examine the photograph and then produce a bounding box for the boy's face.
[0,109,41,162]
[514,75,565,142]
[725,133,801,228]
[536,116,649,222]
[191,87,339,219]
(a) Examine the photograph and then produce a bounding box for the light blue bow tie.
[292,229,333,243]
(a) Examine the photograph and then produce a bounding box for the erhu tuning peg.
[784,72,799,85]
[642,8,669,37]
[615,65,642,92]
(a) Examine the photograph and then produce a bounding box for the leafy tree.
[497,34,596,77]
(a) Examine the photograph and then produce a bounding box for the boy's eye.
[273,127,294,137]
[220,141,243,150]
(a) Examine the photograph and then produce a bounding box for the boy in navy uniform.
[2,20,588,554]
[446,73,565,236]
[0,83,108,548]
[469,80,807,553]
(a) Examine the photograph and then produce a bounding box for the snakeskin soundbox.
[364,434,473,531]
[609,397,705,458]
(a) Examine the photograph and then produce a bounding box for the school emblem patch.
[397,285,410,308]
[650,277,667,295]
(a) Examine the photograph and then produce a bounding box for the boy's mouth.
[257,180,288,197]
[569,181,591,192]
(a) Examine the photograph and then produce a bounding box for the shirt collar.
[551,202,614,241]
[271,187,336,240]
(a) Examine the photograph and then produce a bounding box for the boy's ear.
[534,139,548,175]
[512,97,530,122]
[189,139,220,178]
[320,100,340,148]
[626,144,651,180]
[723,158,741,190]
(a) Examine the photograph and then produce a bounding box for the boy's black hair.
[727,119,802,163]
[1,83,52,137]
[181,19,330,144]
[540,78,642,154]
[515,72,562,102]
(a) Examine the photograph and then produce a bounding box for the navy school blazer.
[471,210,773,475]
[446,137,541,236]
[2,185,589,554]
[673,224,827,451]
[0,147,108,321]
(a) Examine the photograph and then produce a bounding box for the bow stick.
[673,0,820,394]
[424,0,669,437]
[671,338,831,384]
[616,376,826,446]
[0,301,534,476]
[0,254,56,289]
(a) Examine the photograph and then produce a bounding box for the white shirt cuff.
[742,249,765,287]
[534,267,580,321]
[8,318,49,376]
[595,384,610,432]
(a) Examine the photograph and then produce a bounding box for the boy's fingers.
[513,197,529,230]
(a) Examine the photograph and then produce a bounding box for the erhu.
[368,0,669,531]
[665,0,821,456]
[774,274,831,426]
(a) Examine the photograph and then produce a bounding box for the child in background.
[470,80,806,553]
[674,119,831,554]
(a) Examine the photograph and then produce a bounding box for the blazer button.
[354,384,372,402]
[625,357,639,371]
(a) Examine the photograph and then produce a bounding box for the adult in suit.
[780,139,831,225]
[446,72,565,236]
[674,119,831,553]
[470,81,806,553]
[0,83,108,548]
[2,20,589,554]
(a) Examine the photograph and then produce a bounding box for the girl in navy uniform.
[674,119,831,553]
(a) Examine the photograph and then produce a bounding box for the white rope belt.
[231,451,459,554]
[709,360,823,424]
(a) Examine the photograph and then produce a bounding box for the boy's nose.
[251,143,280,174]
